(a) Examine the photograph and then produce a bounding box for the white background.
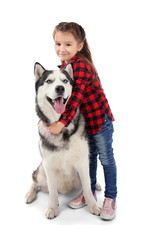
[0,0,156,239]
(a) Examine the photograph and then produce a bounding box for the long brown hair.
[53,22,97,74]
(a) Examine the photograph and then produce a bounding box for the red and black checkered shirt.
[59,55,114,134]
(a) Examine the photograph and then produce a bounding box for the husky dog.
[25,63,100,219]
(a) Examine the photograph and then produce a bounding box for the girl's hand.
[42,121,65,135]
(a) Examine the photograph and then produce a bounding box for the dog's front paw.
[88,204,101,216]
[45,208,58,219]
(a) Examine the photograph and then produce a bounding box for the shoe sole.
[69,203,87,209]
[100,213,116,220]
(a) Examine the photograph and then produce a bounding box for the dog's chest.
[58,158,75,176]
[42,149,77,176]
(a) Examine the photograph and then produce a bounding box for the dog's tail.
[96,182,102,191]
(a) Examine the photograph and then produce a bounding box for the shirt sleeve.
[59,60,91,127]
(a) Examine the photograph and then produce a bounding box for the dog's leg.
[25,167,40,203]
[25,182,38,203]
[25,163,48,203]
[43,166,58,219]
[76,161,101,216]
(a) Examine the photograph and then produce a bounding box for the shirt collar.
[57,54,78,69]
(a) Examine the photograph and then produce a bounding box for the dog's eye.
[46,79,53,84]
[63,79,68,83]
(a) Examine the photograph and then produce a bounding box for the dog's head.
[34,63,74,115]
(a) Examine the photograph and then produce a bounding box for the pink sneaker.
[100,198,116,220]
[69,191,97,209]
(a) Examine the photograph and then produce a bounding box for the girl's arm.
[59,60,91,126]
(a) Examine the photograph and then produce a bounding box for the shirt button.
[63,116,66,119]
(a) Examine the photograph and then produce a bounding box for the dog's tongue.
[54,98,65,114]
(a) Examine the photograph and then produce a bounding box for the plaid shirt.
[59,55,114,134]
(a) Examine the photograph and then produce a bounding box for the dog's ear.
[64,63,73,79]
[34,62,45,81]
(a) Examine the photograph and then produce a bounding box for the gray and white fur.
[25,63,101,219]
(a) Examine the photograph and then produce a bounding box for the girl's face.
[54,31,83,62]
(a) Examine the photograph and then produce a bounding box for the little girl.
[45,22,117,220]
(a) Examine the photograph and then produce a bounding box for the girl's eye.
[56,43,61,46]
[66,44,71,46]
[46,79,53,84]
[63,79,68,83]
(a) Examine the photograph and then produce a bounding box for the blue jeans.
[88,115,117,199]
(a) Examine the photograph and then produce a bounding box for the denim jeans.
[88,115,117,199]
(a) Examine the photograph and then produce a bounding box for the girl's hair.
[53,22,97,74]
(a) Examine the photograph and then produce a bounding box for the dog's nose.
[55,85,65,94]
